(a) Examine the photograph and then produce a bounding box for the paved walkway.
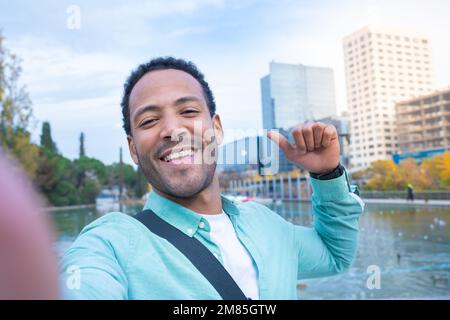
[362,198,450,206]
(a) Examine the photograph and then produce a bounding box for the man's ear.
[212,114,224,145]
[127,135,139,165]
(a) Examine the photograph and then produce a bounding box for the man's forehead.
[129,69,204,107]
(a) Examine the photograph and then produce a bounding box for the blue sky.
[1,0,449,164]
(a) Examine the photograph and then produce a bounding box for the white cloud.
[3,36,134,163]
[8,36,133,101]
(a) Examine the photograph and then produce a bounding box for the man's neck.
[155,175,222,215]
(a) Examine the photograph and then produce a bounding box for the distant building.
[218,136,259,174]
[395,87,450,154]
[95,187,122,212]
[218,115,351,175]
[343,26,434,171]
[218,133,298,176]
[261,61,337,130]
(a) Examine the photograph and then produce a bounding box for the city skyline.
[1,0,449,165]
[343,25,434,170]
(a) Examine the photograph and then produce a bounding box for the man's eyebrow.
[132,105,160,124]
[174,96,202,106]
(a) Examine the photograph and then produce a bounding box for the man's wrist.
[309,163,344,180]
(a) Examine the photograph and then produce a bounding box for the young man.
[61,57,364,300]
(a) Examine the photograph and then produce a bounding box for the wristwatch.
[309,163,344,180]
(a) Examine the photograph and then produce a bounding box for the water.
[269,201,450,300]
[50,202,450,300]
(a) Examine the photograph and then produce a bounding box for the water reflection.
[50,204,142,257]
[50,201,450,299]
[267,201,450,299]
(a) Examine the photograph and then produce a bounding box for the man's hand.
[267,122,340,175]
[0,154,59,299]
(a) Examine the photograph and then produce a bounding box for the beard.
[136,144,217,199]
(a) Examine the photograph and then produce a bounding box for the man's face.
[127,69,223,198]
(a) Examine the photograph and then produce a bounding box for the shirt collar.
[143,192,240,237]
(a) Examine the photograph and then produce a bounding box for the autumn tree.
[397,158,432,191]
[0,32,38,178]
[421,152,450,189]
[364,159,399,190]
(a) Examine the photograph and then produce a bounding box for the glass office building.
[261,62,337,130]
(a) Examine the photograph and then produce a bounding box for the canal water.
[51,201,450,300]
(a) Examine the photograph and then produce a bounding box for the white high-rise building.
[343,26,434,171]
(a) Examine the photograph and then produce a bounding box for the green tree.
[105,162,145,198]
[47,180,80,206]
[79,178,101,204]
[73,156,106,203]
[35,150,80,206]
[40,121,58,154]
[79,132,85,158]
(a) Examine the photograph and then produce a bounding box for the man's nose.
[159,117,188,142]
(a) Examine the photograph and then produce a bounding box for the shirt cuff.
[309,169,351,202]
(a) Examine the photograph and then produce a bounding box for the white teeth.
[163,149,194,162]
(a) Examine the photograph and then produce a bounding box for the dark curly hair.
[121,57,216,136]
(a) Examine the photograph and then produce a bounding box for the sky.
[1,0,449,165]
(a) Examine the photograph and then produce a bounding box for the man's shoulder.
[62,211,149,267]
[79,211,142,236]
[65,211,149,255]
[237,200,271,212]
[236,200,291,225]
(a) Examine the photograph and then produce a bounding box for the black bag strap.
[134,209,249,300]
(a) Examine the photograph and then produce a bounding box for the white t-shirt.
[199,211,259,300]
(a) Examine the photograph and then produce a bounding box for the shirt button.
[187,228,193,236]
[199,221,206,229]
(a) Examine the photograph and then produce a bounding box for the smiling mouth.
[161,149,194,162]
[158,146,197,164]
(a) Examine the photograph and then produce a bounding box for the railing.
[361,190,450,200]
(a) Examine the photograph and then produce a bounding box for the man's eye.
[140,119,156,126]
[182,109,199,115]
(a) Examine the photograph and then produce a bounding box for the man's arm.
[295,169,364,279]
[60,214,130,299]
[268,122,364,279]
[0,154,59,299]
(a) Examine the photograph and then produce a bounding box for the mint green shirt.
[61,171,364,299]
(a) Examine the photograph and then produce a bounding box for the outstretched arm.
[295,171,363,279]
[0,154,60,299]
[268,122,364,279]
